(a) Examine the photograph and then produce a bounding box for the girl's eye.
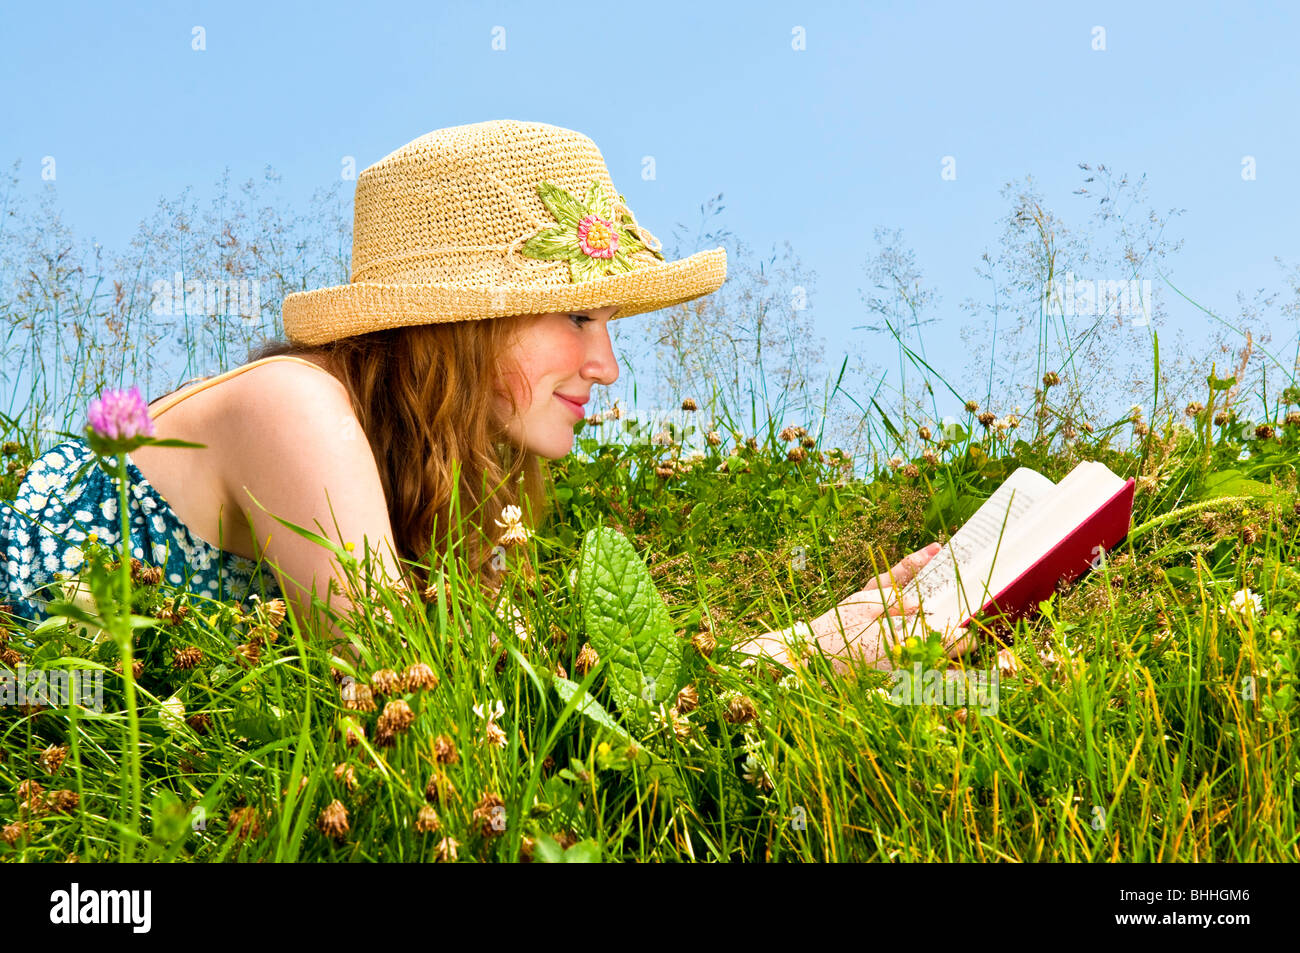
[568,314,592,327]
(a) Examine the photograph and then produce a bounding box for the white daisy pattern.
[1,439,283,624]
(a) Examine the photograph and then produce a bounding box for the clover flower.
[1219,588,1262,617]
[86,386,156,442]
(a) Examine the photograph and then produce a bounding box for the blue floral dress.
[1,437,283,626]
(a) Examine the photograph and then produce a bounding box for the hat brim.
[282,247,727,346]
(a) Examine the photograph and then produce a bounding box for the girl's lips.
[555,394,585,418]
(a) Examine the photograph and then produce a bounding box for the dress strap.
[149,355,335,420]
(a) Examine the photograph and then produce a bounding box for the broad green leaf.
[1199,469,1284,501]
[552,674,633,743]
[577,526,684,730]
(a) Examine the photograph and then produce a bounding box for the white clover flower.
[473,699,505,722]
[1219,588,1262,617]
[159,695,186,735]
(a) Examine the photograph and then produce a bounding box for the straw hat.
[281,119,728,345]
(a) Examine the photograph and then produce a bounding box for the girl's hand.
[841,541,941,609]
[742,542,977,672]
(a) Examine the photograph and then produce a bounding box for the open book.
[885,461,1135,638]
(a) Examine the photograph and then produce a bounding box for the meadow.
[0,161,1297,862]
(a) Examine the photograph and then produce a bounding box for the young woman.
[1,119,962,672]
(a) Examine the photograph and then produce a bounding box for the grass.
[0,159,1297,861]
[1,345,1298,862]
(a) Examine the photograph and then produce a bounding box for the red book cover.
[958,477,1136,629]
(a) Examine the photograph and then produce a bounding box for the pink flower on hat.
[576,213,618,260]
[519,180,664,284]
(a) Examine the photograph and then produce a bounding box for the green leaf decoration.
[577,526,684,732]
[552,675,633,743]
[519,226,577,261]
[520,180,663,283]
[535,181,587,229]
[584,181,611,219]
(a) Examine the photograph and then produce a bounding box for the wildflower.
[1214,410,1233,426]
[402,661,439,691]
[474,699,508,748]
[745,436,759,452]
[494,504,531,547]
[434,734,460,765]
[691,628,717,656]
[1061,425,1077,440]
[900,463,921,479]
[1129,404,1144,421]
[964,399,979,413]
[1219,588,1262,617]
[652,429,674,447]
[186,712,211,734]
[370,668,403,695]
[681,398,697,411]
[113,657,144,680]
[318,800,349,842]
[341,678,377,713]
[495,599,531,641]
[887,456,904,470]
[172,646,203,670]
[1286,410,1300,427]
[917,426,932,441]
[473,792,507,838]
[778,426,798,442]
[378,698,415,734]
[1042,371,1060,388]
[996,648,1020,677]
[16,779,45,814]
[922,448,939,466]
[706,430,722,446]
[86,386,156,443]
[228,806,263,841]
[342,719,366,749]
[158,695,186,735]
[425,770,457,804]
[1133,421,1149,437]
[415,804,441,834]
[977,411,996,430]
[435,836,460,862]
[232,641,261,668]
[262,597,287,628]
[722,691,758,725]
[675,683,699,713]
[787,446,806,463]
[46,790,79,815]
[1255,424,1276,440]
[741,753,774,793]
[333,762,357,791]
[40,744,67,776]
[574,643,600,676]
[1,823,28,847]
[1185,401,1205,418]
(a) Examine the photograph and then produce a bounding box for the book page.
[893,461,1125,639]
[905,466,1057,608]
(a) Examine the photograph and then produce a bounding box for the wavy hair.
[244,317,551,602]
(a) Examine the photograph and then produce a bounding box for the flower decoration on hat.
[519,180,665,283]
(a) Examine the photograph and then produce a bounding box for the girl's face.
[494,305,621,458]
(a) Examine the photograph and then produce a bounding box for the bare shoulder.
[221,358,350,429]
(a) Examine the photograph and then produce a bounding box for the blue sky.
[3,0,1297,436]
